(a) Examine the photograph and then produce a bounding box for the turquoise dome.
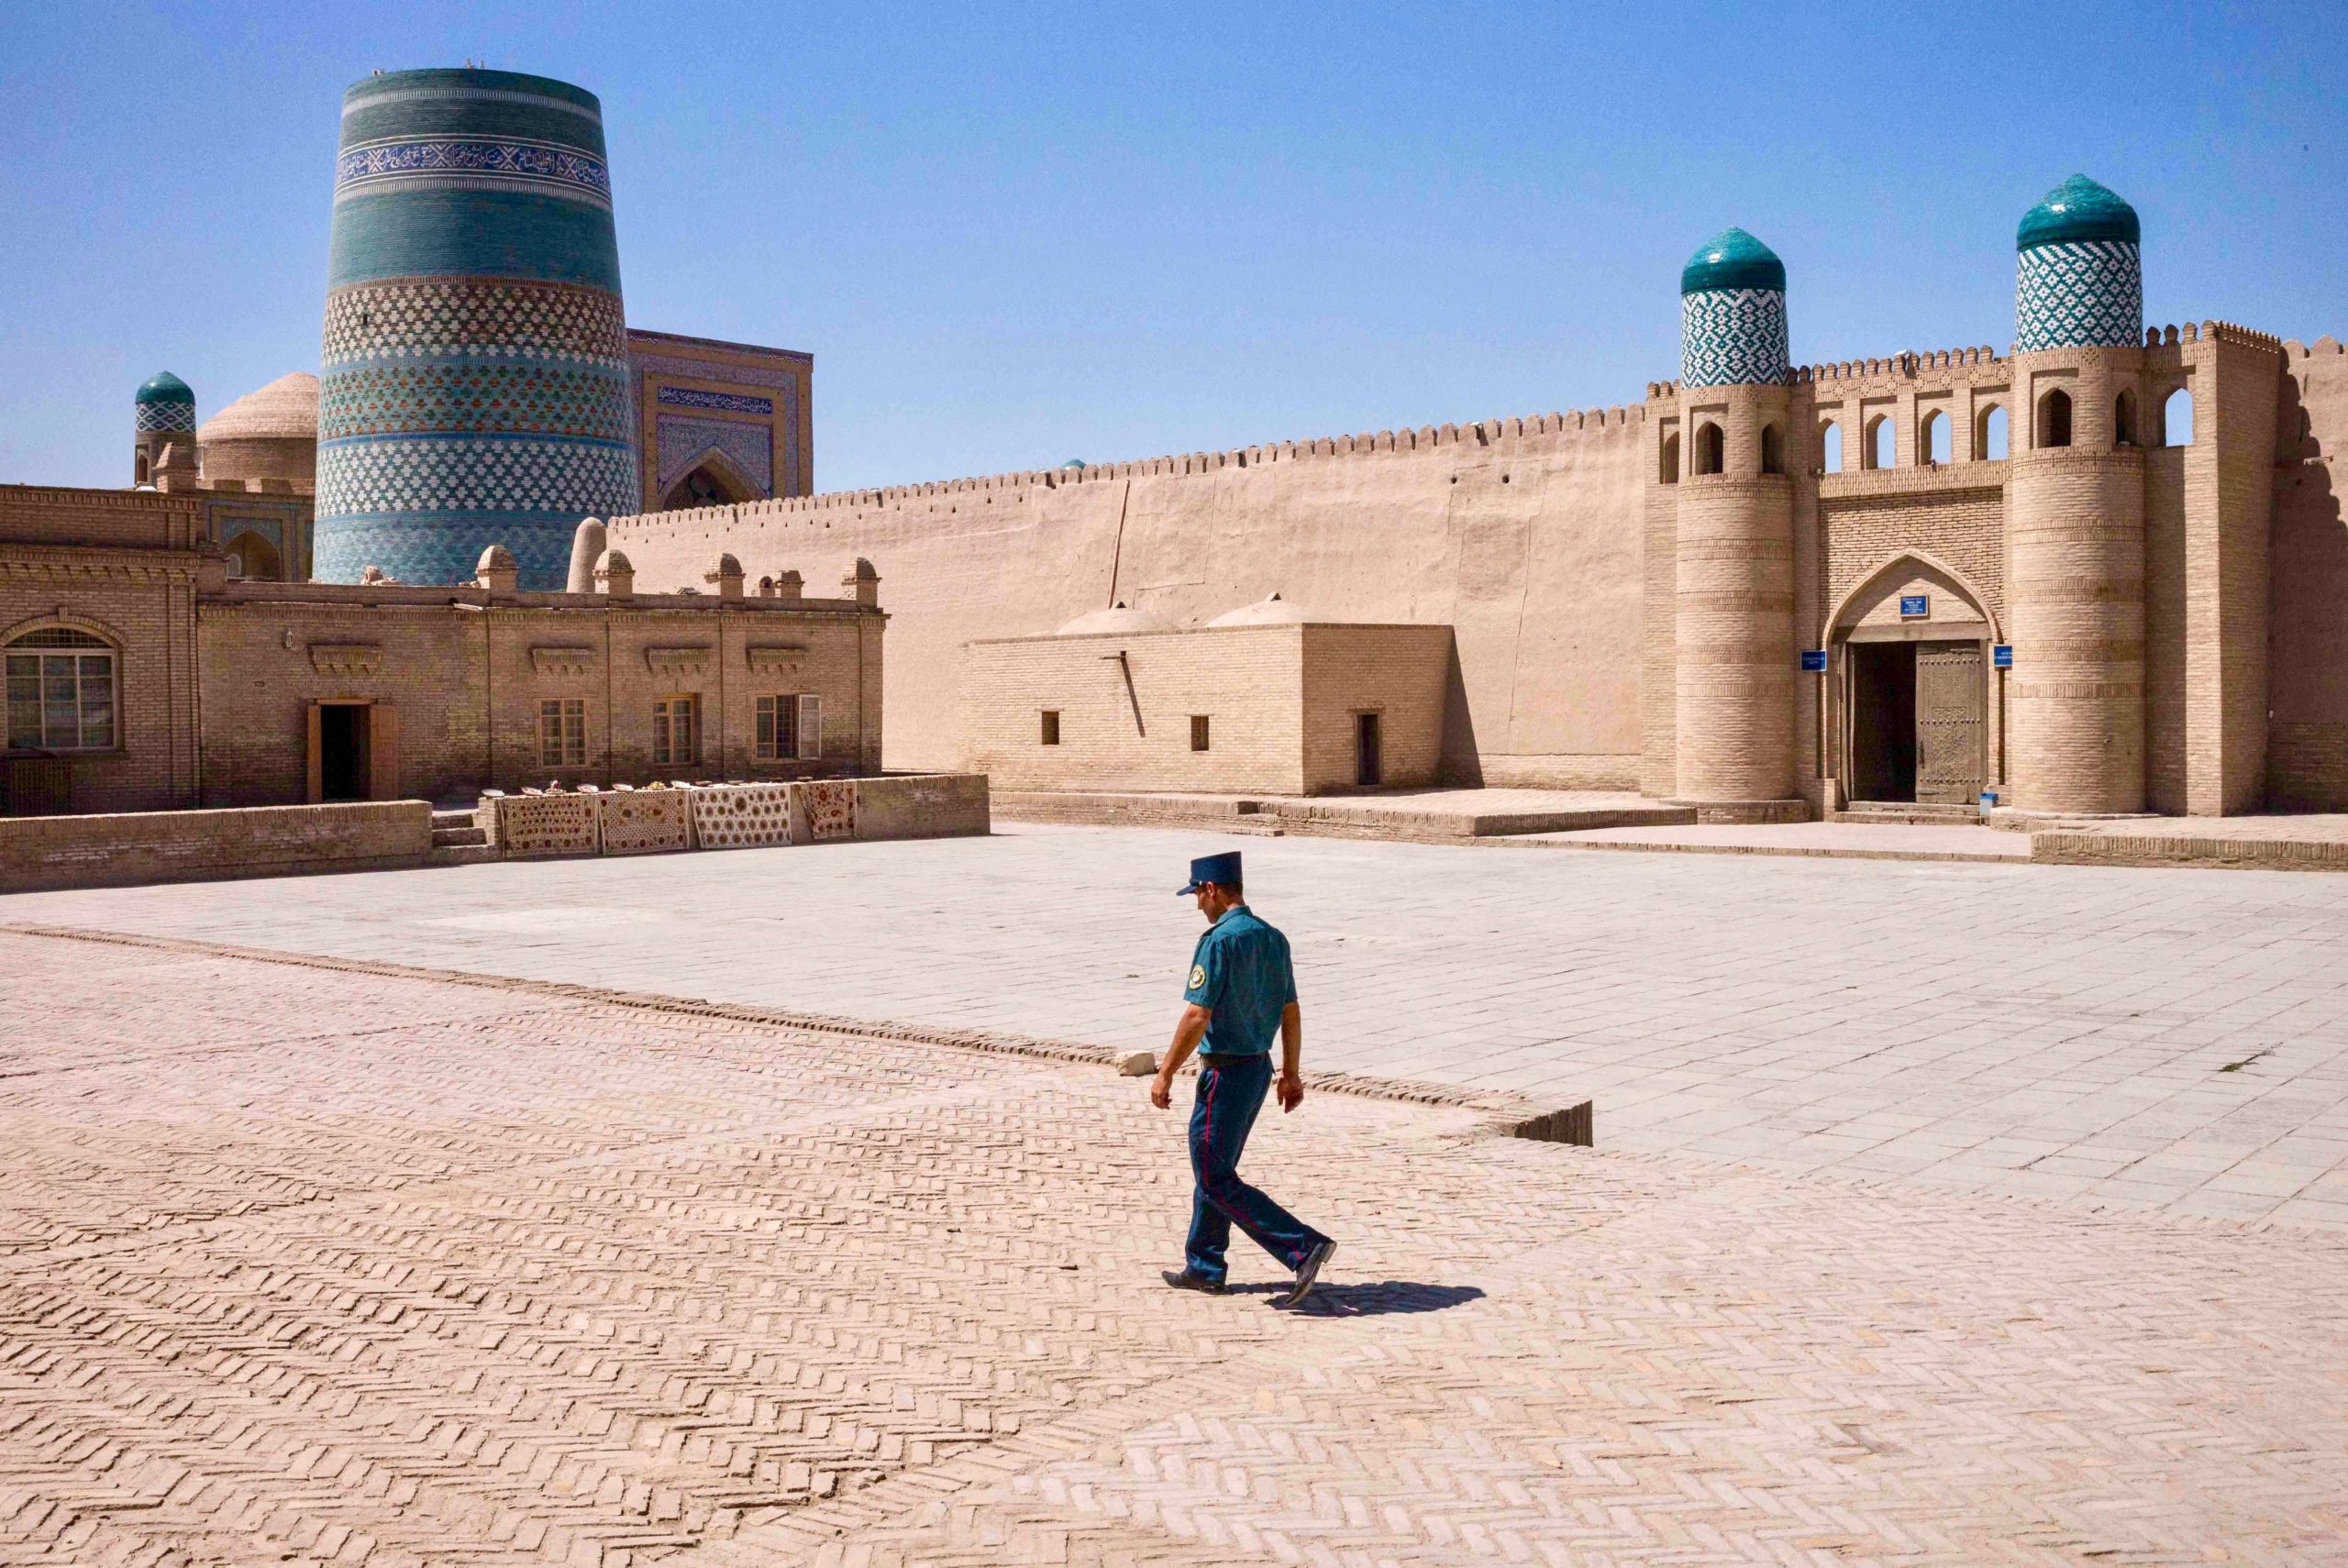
[135,371,193,406]
[1680,227,1785,295]
[1061,458,1087,469]
[2018,175,2139,250]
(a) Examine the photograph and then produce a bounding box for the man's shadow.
[1230,1280,1484,1318]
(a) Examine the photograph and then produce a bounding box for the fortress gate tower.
[313,69,639,590]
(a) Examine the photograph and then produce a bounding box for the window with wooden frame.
[754,694,800,760]
[652,694,699,767]
[538,699,585,767]
[794,693,822,760]
[4,628,117,752]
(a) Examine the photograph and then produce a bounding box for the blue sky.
[3,1,2341,491]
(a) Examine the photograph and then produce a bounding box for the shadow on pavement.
[1230,1280,1487,1317]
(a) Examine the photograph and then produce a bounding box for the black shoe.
[1280,1241,1335,1308]
[1162,1268,1226,1294]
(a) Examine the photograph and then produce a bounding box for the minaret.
[2007,174,2146,813]
[1670,228,1798,808]
[314,69,638,589]
[133,371,194,487]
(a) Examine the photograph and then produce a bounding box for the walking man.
[1150,851,1336,1306]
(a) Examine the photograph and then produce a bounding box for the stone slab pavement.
[6,823,2348,1227]
[1509,821,2029,860]
[0,927,2342,1565]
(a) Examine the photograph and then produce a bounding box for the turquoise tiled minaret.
[1678,228,1789,389]
[314,69,639,589]
[2014,174,2141,352]
[133,371,195,484]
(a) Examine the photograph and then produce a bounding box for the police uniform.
[1174,851,1332,1288]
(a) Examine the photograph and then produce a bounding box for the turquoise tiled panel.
[2015,240,2141,351]
[313,512,586,591]
[327,190,623,292]
[1679,288,1789,388]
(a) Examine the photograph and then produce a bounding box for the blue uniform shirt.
[1182,905,1297,1056]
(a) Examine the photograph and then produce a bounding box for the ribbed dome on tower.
[2017,174,2140,250]
[199,372,319,486]
[1679,228,1786,296]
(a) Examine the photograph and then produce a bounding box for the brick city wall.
[2270,337,2348,809]
[0,800,430,891]
[609,408,1646,789]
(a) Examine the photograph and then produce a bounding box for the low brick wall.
[854,773,991,842]
[2032,830,2348,871]
[0,801,433,892]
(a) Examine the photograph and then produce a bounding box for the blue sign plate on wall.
[1993,645,2013,668]
[1899,594,1930,617]
[1800,649,1827,672]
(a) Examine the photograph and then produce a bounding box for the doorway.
[1356,712,1382,787]
[1845,639,1984,805]
[1848,643,1916,801]
[318,702,369,801]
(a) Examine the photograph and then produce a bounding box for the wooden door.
[1915,642,1983,804]
[368,703,400,800]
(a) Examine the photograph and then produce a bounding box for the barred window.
[538,698,584,767]
[652,694,699,767]
[5,628,116,752]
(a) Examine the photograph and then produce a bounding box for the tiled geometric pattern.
[598,790,692,856]
[132,400,195,433]
[319,359,632,442]
[317,436,637,516]
[323,278,629,368]
[337,137,612,204]
[692,783,796,849]
[2015,240,2142,352]
[655,414,773,495]
[656,385,773,416]
[1678,287,1789,388]
[491,792,599,856]
[0,929,2340,1565]
[801,778,857,841]
[310,513,582,589]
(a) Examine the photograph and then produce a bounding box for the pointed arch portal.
[1825,553,2001,807]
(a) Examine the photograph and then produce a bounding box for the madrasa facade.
[5,65,2345,824]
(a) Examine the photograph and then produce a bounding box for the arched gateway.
[1825,554,2003,807]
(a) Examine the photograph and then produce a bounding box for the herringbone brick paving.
[0,929,2342,1564]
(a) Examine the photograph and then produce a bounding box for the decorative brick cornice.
[529,645,597,676]
[644,645,714,678]
[308,642,383,675]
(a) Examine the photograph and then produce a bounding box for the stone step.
[425,844,499,867]
[430,810,480,829]
[1832,802,1980,825]
[432,826,489,848]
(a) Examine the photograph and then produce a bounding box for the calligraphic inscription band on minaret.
[313,68,639,590]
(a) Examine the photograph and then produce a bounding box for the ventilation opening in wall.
[2162,387,2193,447]
[2037,388,2072,448]
[1190,714,1211,753]
[1039,710,1060,746]
[1693,423,1723,475]
[1977,404,2009,460]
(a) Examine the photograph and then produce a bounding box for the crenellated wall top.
[609,402,1645,534]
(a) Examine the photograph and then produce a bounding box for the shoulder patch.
[1189,964,1207,989]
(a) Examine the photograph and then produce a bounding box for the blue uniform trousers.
[1186,1053,1328,1285]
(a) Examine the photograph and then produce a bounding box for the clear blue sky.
[3,1,2341,492]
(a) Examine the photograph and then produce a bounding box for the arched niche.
[659,449,761,513]
[1822,553,2003,809]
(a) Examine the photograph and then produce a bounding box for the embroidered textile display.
[691,783,796,849]
[600,790,692,855]
[495,793,601,857]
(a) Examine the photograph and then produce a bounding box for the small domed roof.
[1680,228,1785,295]
[476,543,516,572]
[1060,458,1087,469]
[136,371,193,406]
[1207,591,1308,627]
[2018,174,2139,250]
[199,372,317,444]
[1055,600,1168,635]
[598,548,632,571]
[714,552,743,576]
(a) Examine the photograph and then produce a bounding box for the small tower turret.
[2006,175,2149,812]
[1666,228,1800,810]
[133,372,195,487]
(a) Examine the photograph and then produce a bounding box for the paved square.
[8,824,2348,1224]
[0,928,2342,1565]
